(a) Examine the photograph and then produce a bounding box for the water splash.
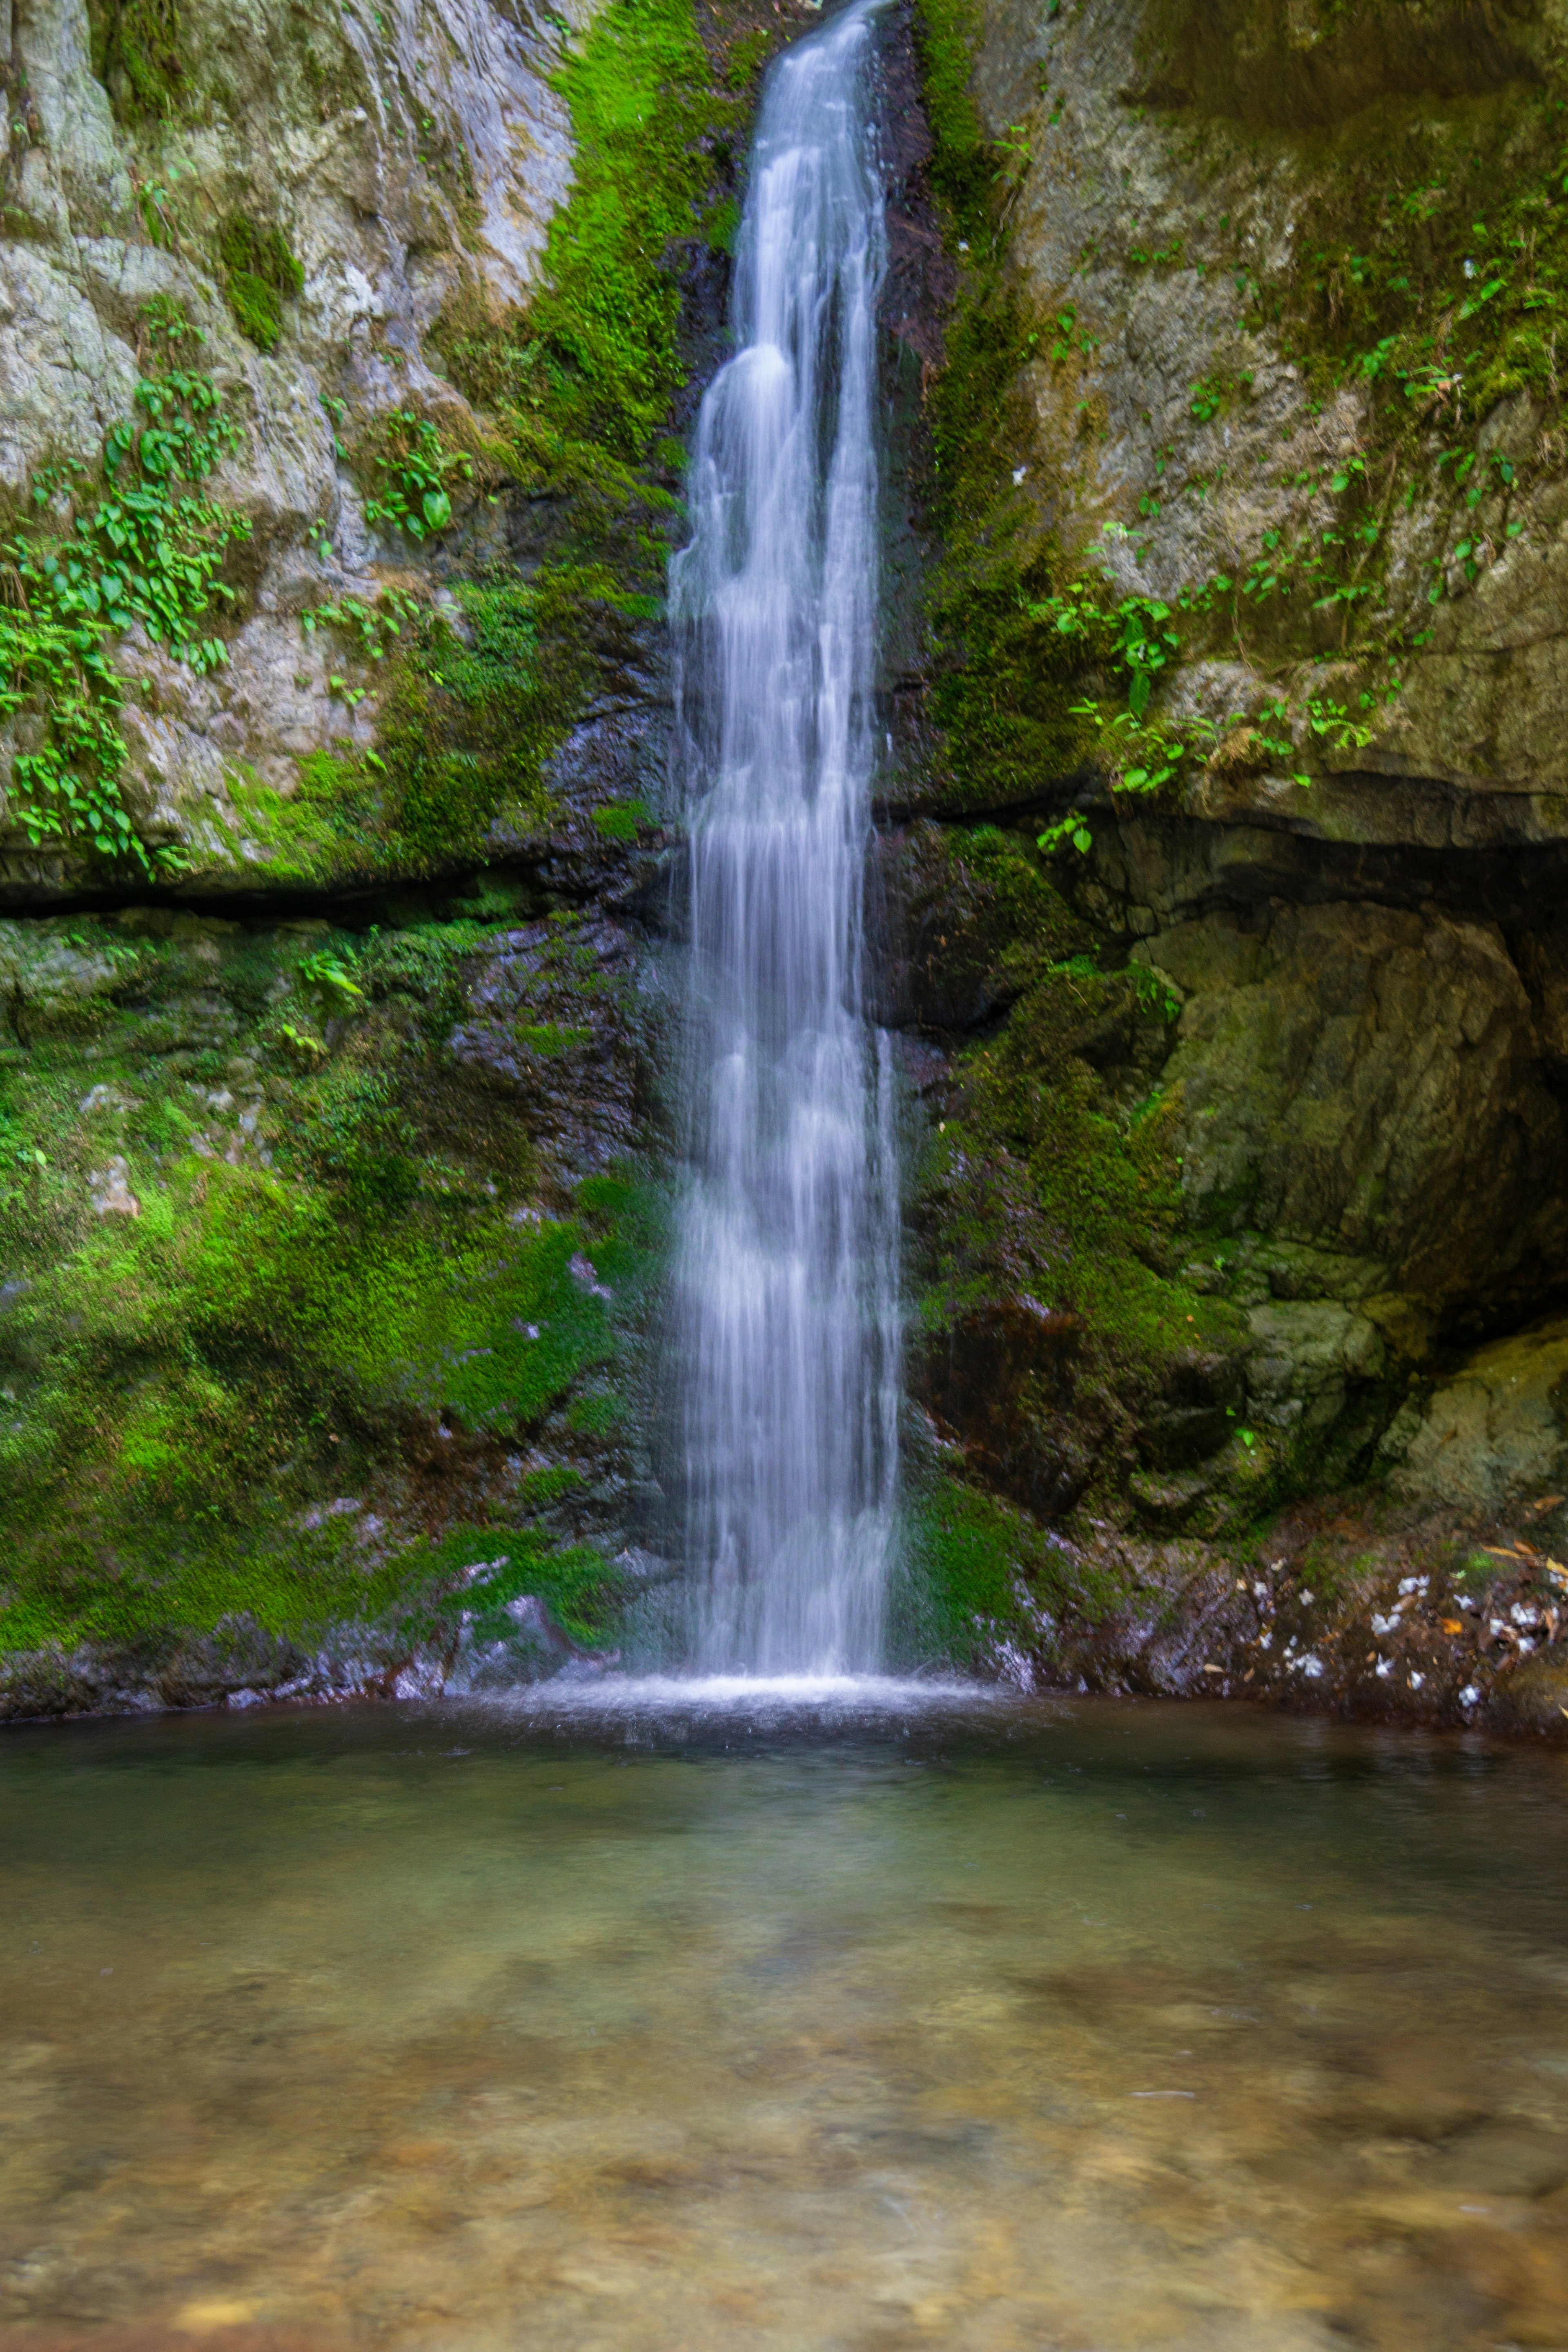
[668,0,899,1676]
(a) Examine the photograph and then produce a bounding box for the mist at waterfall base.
[650,0,904,1688]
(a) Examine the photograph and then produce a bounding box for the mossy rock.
[218,216,304,353]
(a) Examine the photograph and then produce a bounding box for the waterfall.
[667,0,900,1677]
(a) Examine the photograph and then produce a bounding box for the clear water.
[4,1695,1568,2350]
[666,0,900,1675]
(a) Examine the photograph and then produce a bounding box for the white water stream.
[668,0,900,1676]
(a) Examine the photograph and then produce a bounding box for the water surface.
[2,1692,1567,2350]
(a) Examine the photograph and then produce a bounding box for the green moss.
[900,1475,1135,1666]
[218,217,304,354]
[436,0,733,511]
[926,971,1218,1365]
[87,0,185,121]
[0,913,660,1660]
[370,0,733,869]
[925,299,1094,812]
[911,3,1097,814]
[591,800,652,839]
[221,749,387,884]
[381,569,657,862]
[229,574,638,885]
[0,1175,644,1650]
[910,0,993,241]
[437,1530,628,1648]
[0,1516,449,1657]
[909,822,1245,1525]
[535,0,726,465]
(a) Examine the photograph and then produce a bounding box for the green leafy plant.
[140,293,204,354]
[301,588,423,663]
[1037,812,1094,855]
[0,371,249,871]
[360,412,472,541]
[296,949,364,1005]
[1032,580,1180,717]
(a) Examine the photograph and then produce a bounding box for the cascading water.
[667,0,900,1677]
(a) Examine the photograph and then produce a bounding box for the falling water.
[667,0,900,1676]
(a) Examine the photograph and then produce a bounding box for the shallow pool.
[2,1685,1566,2350]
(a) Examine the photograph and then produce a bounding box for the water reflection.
[1,1695,1566,2348]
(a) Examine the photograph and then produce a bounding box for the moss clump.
[910,0,993,241]
[380,571,646,862]
[87,0,185,120]
[923,957,1207,1363]
[899,1474,1136,1667]
[439,1532,628,1650]
[907,824,1243,1520]
[910,0,1100,815]
[591,800,652,840]
[925,292,1096,812]
[434,0,737,526]
[218,217,304,354]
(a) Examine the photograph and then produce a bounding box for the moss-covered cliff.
[888,0,1568,1734]
[6,0,1568,1735]
[0,0,804,1711]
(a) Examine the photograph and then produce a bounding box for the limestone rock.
[0,0,593,882]
[969,0,1568,837]
[1388,1316,1568,1512]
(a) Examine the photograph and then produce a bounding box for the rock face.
[882,0,1568,1733]
[4,0,1568,1736]
[0,0,594,880]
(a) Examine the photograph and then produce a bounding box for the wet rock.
[922,1296,1093,1517]
[1385,1316,1568,1513]
[86,1156,140,1218]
